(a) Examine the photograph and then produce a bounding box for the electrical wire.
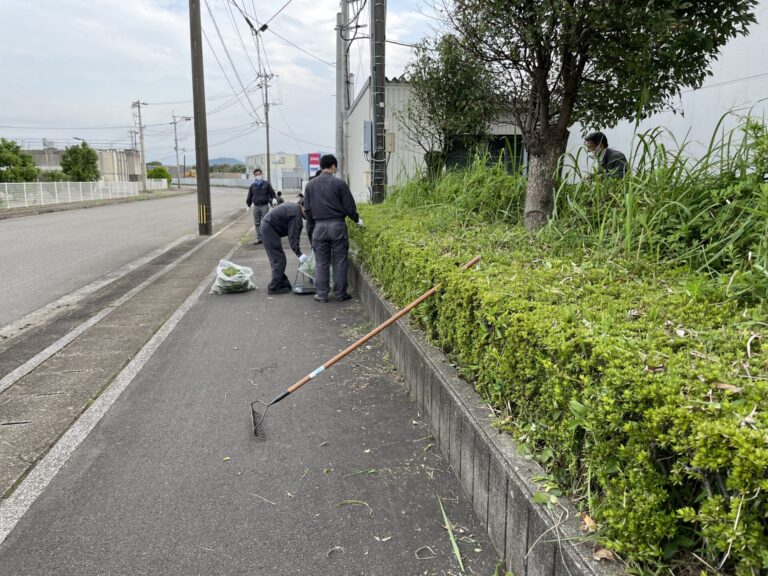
[263,0,295,26]
[209,126,258,148]
[268,28,335,68]
[203,27,262,123]
[204,0,264,123]
[228,0,334,68]
[269,125,333,149]
[223,0,261,79]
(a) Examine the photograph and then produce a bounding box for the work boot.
[253,239,263,245]
[268,286,292,295]
[336,293,352,302]
[313,294,328,303]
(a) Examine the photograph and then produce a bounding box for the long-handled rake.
[250,255,481,438]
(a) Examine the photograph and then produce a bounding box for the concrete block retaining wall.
[350,263,622,576]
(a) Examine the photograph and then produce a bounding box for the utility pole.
[131,100,147,193]
[171,112,192,189]
[370,0,386,203]
[336,11,345,180]
[254,33,274,183]
[263,76,272,182]
[188,0,212,235]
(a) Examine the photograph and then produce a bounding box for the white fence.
[0,179,168,209]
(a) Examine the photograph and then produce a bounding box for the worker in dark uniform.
[260,201,308,295]
[246,168,277,245]
[584,132,628,178]
[303,154,363,303]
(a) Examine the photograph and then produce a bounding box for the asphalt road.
[0,188,248,328]
[0,241,501,575]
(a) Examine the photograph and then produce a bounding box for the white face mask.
[255,175,263,182]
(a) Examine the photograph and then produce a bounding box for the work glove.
[298,254,308,264]
[357,219,364,228]
[271,199,277,207]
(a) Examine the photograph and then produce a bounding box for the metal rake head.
[250,400,270,439]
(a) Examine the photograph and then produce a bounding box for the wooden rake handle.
[286,255,481,394]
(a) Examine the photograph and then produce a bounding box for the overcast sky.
[0,0,437,163]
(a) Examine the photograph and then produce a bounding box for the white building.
[245,152,303,191]
[344,77,523,204]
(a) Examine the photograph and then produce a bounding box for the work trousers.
[312,219,349,299]
[261,223,292,292]
[252,204,270,241]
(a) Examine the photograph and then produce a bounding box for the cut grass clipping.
[438,495,465,572]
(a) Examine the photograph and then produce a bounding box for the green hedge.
[351,204,768,575]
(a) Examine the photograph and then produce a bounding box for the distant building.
[245,152,303,191]
[28,147,141,182]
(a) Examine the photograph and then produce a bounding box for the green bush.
[351,198,768,574]
[147,166,172,186]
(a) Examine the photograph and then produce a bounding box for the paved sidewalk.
[0,233,501,575]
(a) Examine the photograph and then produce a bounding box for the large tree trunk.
[524,132,569,230]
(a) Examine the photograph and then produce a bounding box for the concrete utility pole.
[336,11,345,180]
[188,0,212,235]
[254,32,274,183]
[131,100,147,193]
[370,0,386,203]
[263,76,272,182]
[171,112,192,189]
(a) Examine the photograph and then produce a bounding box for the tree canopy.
[61,141,100,182]
[0,138,39,183]
[398,34,498,175]
[450,0,758,228]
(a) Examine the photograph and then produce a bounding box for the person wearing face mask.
[303,154,363,303]
[584,132,628,179]
[246,168,277,245]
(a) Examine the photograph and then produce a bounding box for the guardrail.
[0,180,168,209]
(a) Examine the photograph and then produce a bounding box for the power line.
[204,0,263,123]
[269,125,332,149]
[224,0,261,79]
[263,0,295,26]
[202,27,261,122]
[270,28,336,68]
[227,0,335,68]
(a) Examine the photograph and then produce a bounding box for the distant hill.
[210,157,244,166]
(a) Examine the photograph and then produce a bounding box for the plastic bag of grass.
[210,260,256,294]
[297,250,333,284]
[297,250,317,280]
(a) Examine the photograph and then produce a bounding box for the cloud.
[0,0,436,160]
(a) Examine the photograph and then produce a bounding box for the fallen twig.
[248,493,276,506]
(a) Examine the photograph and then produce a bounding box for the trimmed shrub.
[351,202,768,574]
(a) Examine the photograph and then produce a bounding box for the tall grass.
[388,153,527,225]
[388,113,768,301]
[548,114,768,300]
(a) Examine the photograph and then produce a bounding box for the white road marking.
[0,231,243,543]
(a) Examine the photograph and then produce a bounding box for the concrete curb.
[349,262,624,576]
